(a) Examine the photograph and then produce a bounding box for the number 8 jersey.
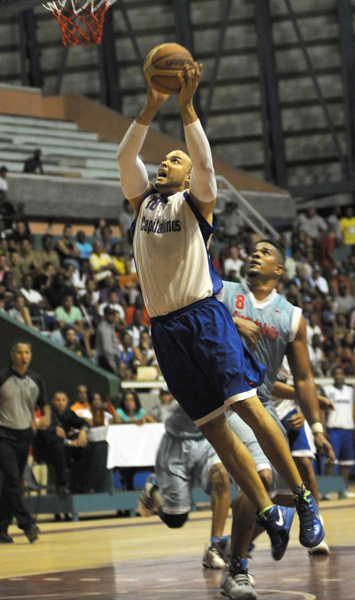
[223,280,302,404]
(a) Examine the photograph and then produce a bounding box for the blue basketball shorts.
[327,428,355,465]
[281,409,316,459]
[151,296,266,426]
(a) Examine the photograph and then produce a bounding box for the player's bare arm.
[286,316,335,463]
[117,87,169,214]
[178,63,217,224]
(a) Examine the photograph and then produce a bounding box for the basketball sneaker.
[220,558,257,599]
[202,535,231,569]
[255,505,295,561]
[137,473,158,518]
[293,483,324,548]
[308,539,330,555]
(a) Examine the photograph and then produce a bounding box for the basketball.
[143,43,194,94]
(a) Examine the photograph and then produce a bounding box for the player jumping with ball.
[117,61,333,599]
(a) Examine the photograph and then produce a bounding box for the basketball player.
[221,239,335,598]
[139,403,273,570]
[323,365,355,498]
[116,63,327,575]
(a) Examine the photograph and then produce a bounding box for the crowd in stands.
[1,167,355,381]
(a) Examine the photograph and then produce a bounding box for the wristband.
[311,422,324,434]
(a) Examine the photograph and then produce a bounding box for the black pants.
[0,427,35,533]
[33,439,68,488]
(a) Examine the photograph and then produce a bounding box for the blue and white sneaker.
[137,473,158,518]
[293,483,324,548]
[256,504,295,561]
[220,558,257,599]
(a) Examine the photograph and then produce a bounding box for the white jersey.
[132,190,222,317]
[324,384,355,430]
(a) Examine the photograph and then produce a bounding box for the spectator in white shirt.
[308,334,324,376]
[313,266,329,295]
[99,290,125,320]
[223,245,244,279]
[21,273,45,307]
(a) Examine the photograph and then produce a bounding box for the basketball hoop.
[43,0,116,47]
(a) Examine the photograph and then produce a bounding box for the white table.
[88,423,165,469]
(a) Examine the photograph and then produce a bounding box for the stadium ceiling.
[0,0,44,16]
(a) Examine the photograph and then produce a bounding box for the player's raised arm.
[117,87,169,214]
[177,63,217,223]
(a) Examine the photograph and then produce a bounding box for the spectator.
[126,307,148,347]
[99,289,126,321]
[54,294,83,331]
[340,206,355,245]
[327,207,343,246]
[133,331,157,369]
[100,224,113,254]
[23,149,44,175]
[95,306,120,373]
[78,292,99,330]
[32,391,90,496]
[338,333,355,375]
[118,332,134,371]
[63,326,84,357]
[8,251,24,287]
[110,242,127,275]
[218,201,242,240]
[36,234,60,273]
[8,222,32,252]
[308,333,324,376]
[34,261,55,293]
[296,207,327,240]
[98,274,125,305]
[312,266,329,295]
[18,238,38,273]
[89,240,117,282]
[223,245,244,280]
[333,312,349,344]
[76,230,92,260]
[334,282,355,316]
[116,389,155,424]
[7,294,33,328]
[21,273,45,308]
[56,225,80,266]
[323,366,355,498]
[0,252,9,283]
[306,313,323,345]
[321,298,336,338]
[90,392,120,426]
[70,385,93,424]
[0,167,15,230]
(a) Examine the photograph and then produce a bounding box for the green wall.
[0,311,120,404]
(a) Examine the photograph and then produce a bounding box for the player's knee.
[209,463,230,492]
[159,510,189,529]
[259,468,273,491]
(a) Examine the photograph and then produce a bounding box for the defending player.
[117,63,330,577]
[221,239,335,598]
[138,403,274,571]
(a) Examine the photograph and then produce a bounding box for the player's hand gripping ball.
[143,43,194,94]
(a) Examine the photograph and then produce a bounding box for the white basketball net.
[43,0,116,15]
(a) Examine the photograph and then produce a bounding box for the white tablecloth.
[88,423,165,469]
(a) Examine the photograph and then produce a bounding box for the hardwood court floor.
[1,497,355,600]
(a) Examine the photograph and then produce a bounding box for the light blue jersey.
[223,280,302,404]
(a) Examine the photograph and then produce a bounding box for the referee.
[0,341,50,543]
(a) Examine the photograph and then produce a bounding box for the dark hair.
[11,341,32,352]
[159,389,171,397]
[42,234,53,246]
[120,389,141,414]
[331,365,344,376]
[255,238,285,265]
